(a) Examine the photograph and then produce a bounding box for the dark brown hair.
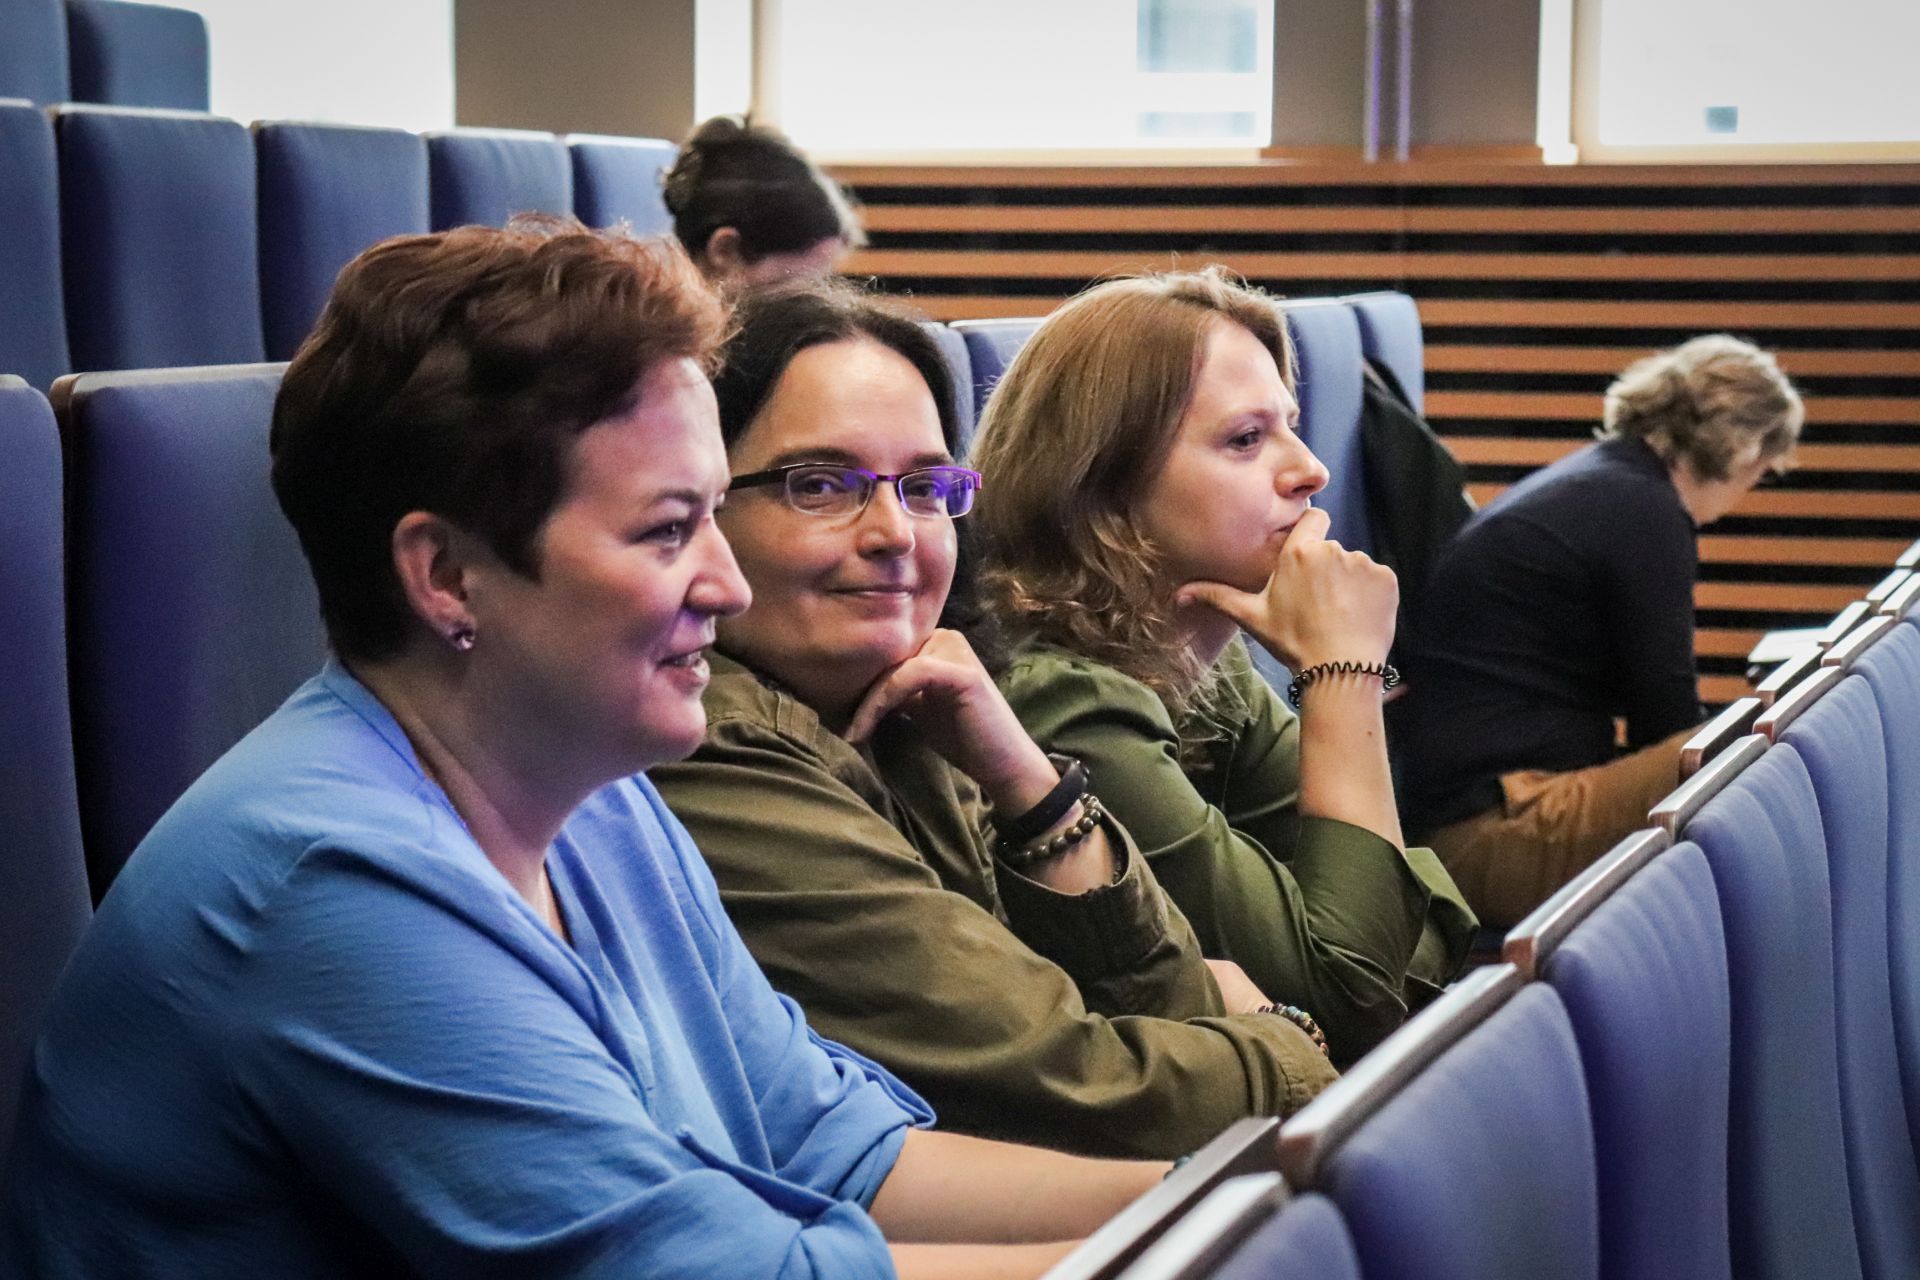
[270,216,728,661]
[662,116,863,266]
[709,277,1005,666]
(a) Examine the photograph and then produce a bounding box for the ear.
[390,511,479,645]
[703,226,747,275]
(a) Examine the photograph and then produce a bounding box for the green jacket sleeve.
[648,706,1337,1160]
[1001,644,1476,1066]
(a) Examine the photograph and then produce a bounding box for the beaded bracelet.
[997,794,1106,870]
[1285,660,1400,710]
[1259,1002,1331,1058]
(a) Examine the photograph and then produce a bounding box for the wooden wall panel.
[834,160,1920,703]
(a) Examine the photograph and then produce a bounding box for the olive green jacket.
[649,652,1338,1159]
[999,640,1477,1066]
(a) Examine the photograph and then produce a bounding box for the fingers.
[1175,579,1265,630]
[844,665,919,743]
[844,630,986,742]
[1284,505,1332,550]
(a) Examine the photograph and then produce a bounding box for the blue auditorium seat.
[425,128,572,230]
[1342,290,1425,412]
[57,364,324,895]
[0,0,69,104]
[256,121,431,360]
[1046,1118,1281,1280]
[65,0,209,111]
[56,106,265,373]
[1783,673,1920,1279]
[919,322,977,455]
[1538,842,1733,1280]
[1850,627,1920,1199]
[1683,746,1863,1280]
[1280,966,1600,1280]
[949,317,1043,418]
[0,378,91,1157]
[567,134,675,236]
[0,99,69,388]
[1208,1190,1362,1280]
[1283,299,1372,557]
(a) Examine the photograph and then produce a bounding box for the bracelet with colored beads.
[1259,1002,1331,1058]
[997,794,1106,870]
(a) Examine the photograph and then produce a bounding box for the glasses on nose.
[728,463,982,519]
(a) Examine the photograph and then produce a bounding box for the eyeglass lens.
[785,465,977,517]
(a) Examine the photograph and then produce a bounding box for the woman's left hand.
[845,629,1060,815]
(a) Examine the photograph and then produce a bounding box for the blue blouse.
[6,662,930,1279]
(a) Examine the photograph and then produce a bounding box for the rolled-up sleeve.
[651,715,1338,1160]
[1002,648,1475,1066]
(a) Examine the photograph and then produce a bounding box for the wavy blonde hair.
[1601,334,1803,479]
[971,267,1295,716]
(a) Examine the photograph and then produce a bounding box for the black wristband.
[1286,660,1399,710]
[990,753,1088,844]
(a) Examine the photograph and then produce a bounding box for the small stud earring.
[448,625,476,652]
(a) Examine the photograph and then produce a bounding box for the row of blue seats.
[0,99,677,389]
[1053,583,1920,1279]
[0,0,208,113]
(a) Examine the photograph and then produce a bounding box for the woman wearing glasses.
[969,270,1474,1069]
[7,227,1174,1280]
[650,280,1340,1161]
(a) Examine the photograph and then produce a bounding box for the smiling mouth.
[660,640,712,669]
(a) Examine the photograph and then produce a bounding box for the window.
[1575,0,1920,155]
[766,0,1272,153]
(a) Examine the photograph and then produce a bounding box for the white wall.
[173,0,454,131]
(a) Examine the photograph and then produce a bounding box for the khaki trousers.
[1427,728,1693,930]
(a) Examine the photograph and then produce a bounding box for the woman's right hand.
[1175,507,1399,672]
[1205,959,1272,1015]
[845,629,1061,818]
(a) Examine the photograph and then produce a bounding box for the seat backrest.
[0,0,69,104]
[1317,982,1599,1280]
[919,322,977,456]
[1543,844,1732,1280]
[1043,1117,1280,1280]
[1342,291,1424,412]
[255,121,431,360]
[949,317,1044,418]
[1682,746,1863,1280]
[56,106,265,373]
[0,99,69,388]
[1853,624,1920,1161]
[65,0,209,111]
[0,378,92,1158]
[1784,673,1920,1276]
[1283,300,1372,556]
[58,364,323,896]
[567,134,675,236]
[425,128,572,230]
[1206,1189,1362,1280]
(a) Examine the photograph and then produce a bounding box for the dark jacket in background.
[1395,435,1705,837]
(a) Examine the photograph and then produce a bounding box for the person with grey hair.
[1393,334,1803,927]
